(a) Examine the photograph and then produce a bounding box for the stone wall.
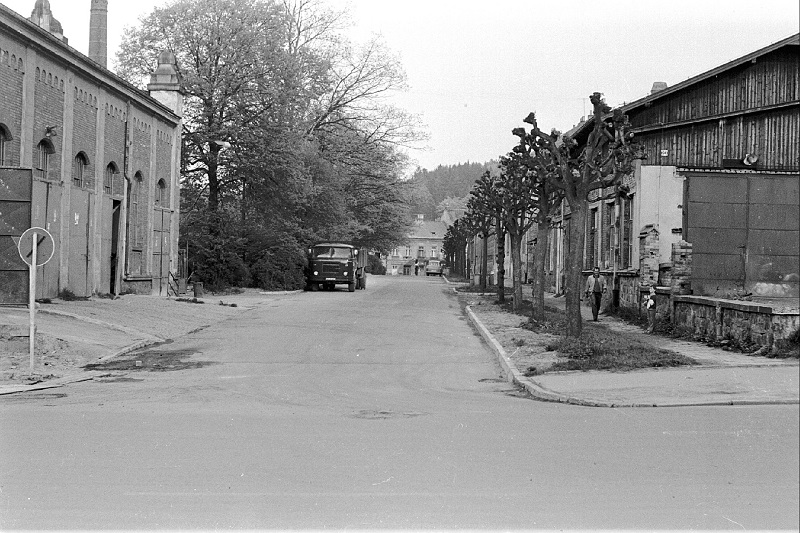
[672,295,799,351]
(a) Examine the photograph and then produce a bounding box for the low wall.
[672,295,799,351]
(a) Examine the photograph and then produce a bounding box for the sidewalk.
[0,290,289,395]
[466,289,799,407]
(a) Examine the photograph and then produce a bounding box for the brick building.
[0,0,182,302]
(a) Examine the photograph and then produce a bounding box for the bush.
[366,253,386,275]
[249,238,306,291]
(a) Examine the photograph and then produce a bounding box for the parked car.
[425,259,443,276]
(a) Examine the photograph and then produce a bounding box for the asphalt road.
[1,275,798,530]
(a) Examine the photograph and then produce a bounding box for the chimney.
[651,81,668,94]
[29,0,67,43]
[89,0,108,67]
[147,51,183,117]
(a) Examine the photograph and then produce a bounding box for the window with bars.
[73,153,88,188]
[129,172,143,246]
[35,140,54,179]
[103,164,115,194]
[155,178,167,208]
[0,125,9,166]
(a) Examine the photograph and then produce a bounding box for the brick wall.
[0,41,25,166]
[32,64,64,181]
[71,81,98,188]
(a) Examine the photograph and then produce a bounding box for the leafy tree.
[117,0,423,289]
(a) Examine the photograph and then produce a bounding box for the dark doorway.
[110,200,121,294]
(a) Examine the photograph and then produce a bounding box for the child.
[646,286,657,333]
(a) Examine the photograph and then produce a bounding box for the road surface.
[1,275,798,529]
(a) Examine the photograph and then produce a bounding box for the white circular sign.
[17,227,55,267]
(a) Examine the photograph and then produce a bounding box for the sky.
[3,0,799,172]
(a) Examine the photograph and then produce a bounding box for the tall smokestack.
[89,0,108,67]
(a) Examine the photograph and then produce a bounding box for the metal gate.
[0,168,32,304]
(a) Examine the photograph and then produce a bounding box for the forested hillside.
[408,161,498,220]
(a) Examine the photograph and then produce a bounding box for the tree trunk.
[564,203,587,337]
[531,217,550,322]
[496,219,506,304]
[510,231,523,312]
[480,234,488,290]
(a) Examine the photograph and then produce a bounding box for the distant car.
[425,259,443,276]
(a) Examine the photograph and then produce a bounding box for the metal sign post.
[16,227,54,375]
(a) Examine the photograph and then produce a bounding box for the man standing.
[584,267,607,321]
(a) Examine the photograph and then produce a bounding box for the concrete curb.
[464,304,799,408]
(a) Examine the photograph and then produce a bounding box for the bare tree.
[496,152,540,312]
[511,127,565,322]
[516,93,639,336]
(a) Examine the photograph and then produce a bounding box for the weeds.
[546,326,697,372]
[175,297,205,304]
[58,289,88,301]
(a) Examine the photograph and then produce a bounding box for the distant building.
[384,214,448,275]
[0,0,183,302]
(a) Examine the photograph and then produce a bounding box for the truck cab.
[305,243,367,292]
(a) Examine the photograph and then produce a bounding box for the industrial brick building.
[0,0,183,302]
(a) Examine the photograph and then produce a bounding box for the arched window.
[128,172,143,246]
[0,124,11,166]
[155,178,167,208]
[73,152,89,188]
[104,162,118,195]
[35,139,55,180]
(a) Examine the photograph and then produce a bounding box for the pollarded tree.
[511,127,565,323]
[443,218,470,278]
[467,171,506,300]
[496,151,540,312]
[516,93,640,336]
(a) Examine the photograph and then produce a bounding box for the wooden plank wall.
[630,47,800,171]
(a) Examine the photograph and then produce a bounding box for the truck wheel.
[348,282,356,292]
[310,283,319,291]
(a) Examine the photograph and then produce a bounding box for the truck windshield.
[312,246,352,259]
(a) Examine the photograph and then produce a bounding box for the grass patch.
[483,295,698,372]
[548,325,698,372]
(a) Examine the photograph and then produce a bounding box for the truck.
[304,242,367,292]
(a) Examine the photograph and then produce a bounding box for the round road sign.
[17,227,55,267]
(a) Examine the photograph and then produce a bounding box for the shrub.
[366,253,386,275]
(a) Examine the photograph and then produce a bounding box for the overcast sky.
[4,0,799,172]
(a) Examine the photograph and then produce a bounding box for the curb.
[464,305,799,408]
